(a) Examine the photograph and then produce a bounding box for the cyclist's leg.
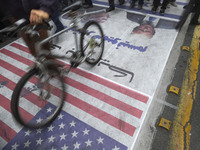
[19,26,50,57]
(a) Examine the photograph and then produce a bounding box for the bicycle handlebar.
[0,18,28,34]
[0,18,51,36]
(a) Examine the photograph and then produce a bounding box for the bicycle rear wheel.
[11,67,65,128]
[80,20,104,64]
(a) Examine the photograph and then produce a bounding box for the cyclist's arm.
[29,0,57,24]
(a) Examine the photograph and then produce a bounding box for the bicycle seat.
[62,1,82,12]
[0,18,28,34]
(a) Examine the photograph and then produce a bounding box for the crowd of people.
[0,0,200,42]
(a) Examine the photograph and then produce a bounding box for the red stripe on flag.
[1,48,33,66]
[10,42,149,104]
[0,93,33,122]
[0,120,17,142]
[1,48,137,136]
[10,42,29,53]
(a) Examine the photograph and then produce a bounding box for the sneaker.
[160,9,165,15]
[106,7,115,12]
[138,5,143,10]
[151,7,157,13]
[170,2,177,7]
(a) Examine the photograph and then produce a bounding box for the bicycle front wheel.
[80,20,104,65]
[11,67,65,128]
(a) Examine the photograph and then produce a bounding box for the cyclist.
[0,0,58,57]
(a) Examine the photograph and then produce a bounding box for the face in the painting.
[132,24,155,39]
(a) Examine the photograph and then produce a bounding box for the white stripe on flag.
[0,137,7,149]
[0,106,22,133]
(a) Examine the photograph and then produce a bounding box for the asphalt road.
[148,15,200,150]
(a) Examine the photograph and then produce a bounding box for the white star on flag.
[11,142,19,150]
[85,139,92,147]
[51,146,56,150]
[36,128,42,134]
[24,140,31,148]
[48,136,56,143]
[97,137,104,144]
[70,120,76,127]
[48,125,55,132]
[71,131,78,138]
[36,138,43,145]
[74,142,81,149]
[24,130,31,136]
[58,113,64,120]
[59,122,65,129]
[112,145,120,150]
[36,118,43,124]
[61,144,69,150]
[60,133,67,140]
[47,107,53,112]
[83,128,90,135]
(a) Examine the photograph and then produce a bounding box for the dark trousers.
[85,0,92,5]
[153,0,170,9]
[108,0,122,7]
[192,0,200,22]
[131,0,144,6]
[52,0,64,33]
[108,0,115,7]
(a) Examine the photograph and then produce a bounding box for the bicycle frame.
[36,9,106,54]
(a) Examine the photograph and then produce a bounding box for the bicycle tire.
[11,67,65,129]
[80,20,104,65]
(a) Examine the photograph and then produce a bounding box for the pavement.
[1,0,200,150]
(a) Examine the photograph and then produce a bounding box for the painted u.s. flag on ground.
[0,41,150,150]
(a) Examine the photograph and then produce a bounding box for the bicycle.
[0,1,105,128]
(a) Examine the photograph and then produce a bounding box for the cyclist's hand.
[30,9,49,24]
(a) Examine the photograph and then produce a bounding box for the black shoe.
[106,7,115,12]
[160,9,165,16]
[83,4,93,8]
[138,5,143,10]
[151,7,157,13]
[119,0,125,5]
